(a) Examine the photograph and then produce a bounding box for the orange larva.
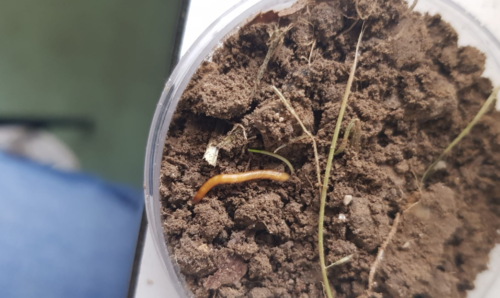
[192,170,290,203]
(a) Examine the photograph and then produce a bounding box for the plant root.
[272,86,321,187]
[253,24,292,97]
[337,18,360,37]
[274,135,309,153]
[217,124,247,148]
[367,212,401,293]
[355,0,377,20]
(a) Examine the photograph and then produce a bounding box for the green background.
[0,0,183,186]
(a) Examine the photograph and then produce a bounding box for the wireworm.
[192,170,290,203]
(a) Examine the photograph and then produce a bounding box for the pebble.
[343,195,353,206]
[435,160,447,171]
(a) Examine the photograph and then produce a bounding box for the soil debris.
[161,0,500,297]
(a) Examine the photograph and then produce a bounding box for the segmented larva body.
[192,170,290,203]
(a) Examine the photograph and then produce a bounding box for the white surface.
[180,0,243,57]
[135,1,500,297]
[134,228,175,298]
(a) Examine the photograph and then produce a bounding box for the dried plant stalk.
[318,25,365,298]
[334,118,361,155]
[367,213,401,293]
[326,254,353,269]
[355,0,376,20]
[274,135,309,153]
[409,0,419,12]
[254,25,292,96]
[204,124,247,166]
[272,86,321,186]
[248,149,295,174]
[422,86,499,182]
[308,40,316,66]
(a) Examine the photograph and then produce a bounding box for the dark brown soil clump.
[160,0,500,297]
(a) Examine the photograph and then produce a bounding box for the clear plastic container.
[143,1,500,297]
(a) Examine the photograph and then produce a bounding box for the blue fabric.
[0,152,143,298]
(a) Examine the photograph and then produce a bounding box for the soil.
[159,0,500,297]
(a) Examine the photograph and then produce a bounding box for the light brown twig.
[272,86,321,187]
[274,135,309,153]
[367,213,401,293]
[254,25,292,97]
[355,0,377,20]
[318,24,366,298]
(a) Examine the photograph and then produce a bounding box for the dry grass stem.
[274,135,309,153]
[326,254,354,269]
[355,0,376,20]
[402,169,422,213]
[232,124,247,140]
[254,25,292,97]
[308,40,316,66]
[334,118,361,155]
[244,155,253,172]
[403,201,421,213]
[409,0,419,12]
[217,124,247,147]
[204,123,248,166]
[248,149,295,174]
[272,85,321,186]
[367,213,401,293]
[318,24,366,298]
[422,86,499,182]
[337,18,360,37]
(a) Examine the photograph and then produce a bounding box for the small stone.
[274,113,280,121]
[434,161,447,171]
[339,213,347,222]
[279,117,284,122]
[343,195,353,206]
[401,241,411,250]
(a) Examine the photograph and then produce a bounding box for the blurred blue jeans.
[0,152,143,298]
